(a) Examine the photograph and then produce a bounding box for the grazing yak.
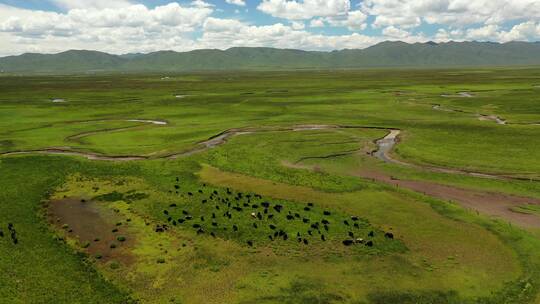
[342,239,354,246]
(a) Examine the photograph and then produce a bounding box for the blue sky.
[0,0,538,56]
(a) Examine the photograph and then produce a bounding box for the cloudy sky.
[0,0,539,56]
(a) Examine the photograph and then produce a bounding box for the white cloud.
[465,24,500,41]
[323,10,368,31]
[257,0,350,20]
[382,26,409,38]
[226,0,246,6]
[191,0,214,8]
[1,1,540,57]
[50,0,132,10]
[463,22,540,42]
[310,18,325,27]
[499,21,540,42]
[291,21,305,30]
[200,17,381,50]
[0,3,212,54]
[362,0,540,29]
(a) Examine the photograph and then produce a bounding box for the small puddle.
[441,92,473,98]
[477,115,506,125]
[126,119,168,125]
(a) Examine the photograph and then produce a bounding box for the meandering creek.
[2,121,536,182]
[4,120,539,228]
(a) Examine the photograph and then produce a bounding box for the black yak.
[342,240,353,246]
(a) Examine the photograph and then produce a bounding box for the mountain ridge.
[1,41,540,73]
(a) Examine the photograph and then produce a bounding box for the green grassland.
[1,68,540,303]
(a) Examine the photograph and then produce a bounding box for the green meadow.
[1,68,540,303]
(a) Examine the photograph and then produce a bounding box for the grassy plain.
[1,68,540,303]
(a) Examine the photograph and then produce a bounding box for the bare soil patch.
[48,197,135,263]
[357,170,540,229]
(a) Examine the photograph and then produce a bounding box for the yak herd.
[156,177,396,248]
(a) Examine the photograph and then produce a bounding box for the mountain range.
[1,41,540,73]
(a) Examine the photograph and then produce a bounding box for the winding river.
[1,120,538,182]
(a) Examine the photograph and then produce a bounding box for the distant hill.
[1,41,540,73]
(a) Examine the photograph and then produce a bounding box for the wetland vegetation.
[1,68,540,303]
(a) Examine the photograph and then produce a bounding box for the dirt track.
[356,170,540,229]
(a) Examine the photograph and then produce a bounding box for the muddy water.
[49,198,135,262]
[373,130,402,163]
